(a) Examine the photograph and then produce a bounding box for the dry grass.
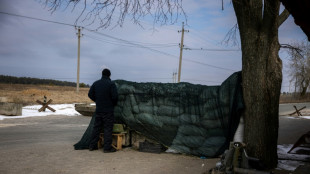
[0,83,92,106]
[1,83,309,106]
[279,93,310,104]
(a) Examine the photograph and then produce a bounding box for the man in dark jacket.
[88,68,118,153]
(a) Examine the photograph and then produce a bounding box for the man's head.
[102,68,111,77]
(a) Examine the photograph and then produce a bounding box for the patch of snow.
[277,144,310,171]
[165,148,181,154]
[282,115,310,119]
[0,104,81,120]
[277,160,303,171]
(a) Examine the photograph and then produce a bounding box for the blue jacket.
[88,76,118,113]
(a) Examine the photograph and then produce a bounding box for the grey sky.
[0,0,307,92]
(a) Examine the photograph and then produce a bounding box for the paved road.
[278,116,310,144]
[0,104,309,174]
[278,103,310,144]
[0,115,217,174]
[279,102,310,116]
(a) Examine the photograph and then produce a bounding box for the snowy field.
[0,104,309,171]
[0,104,81,120]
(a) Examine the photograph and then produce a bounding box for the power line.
[85,35,178,48]
[85,31,237,72]
[0,11,179,56]
[184,47,240,51]
[85,35,145,48]
[86,33,237,72]
[1,10,238,72]
[88,34,178,48]
[0,11,75,27]
[182,58,237,71]
[114,38,178,47]
[187,29,242,57]
[188,30,222,47]
[84,28,180,58]
[88,26,237,73]
[83,29,238,73]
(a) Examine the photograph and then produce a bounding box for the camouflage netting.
[74,72,243,157]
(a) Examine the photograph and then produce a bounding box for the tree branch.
[281,44,302,56]
[278,9,290,28]
[222,23,239,47]
[40,0,186,29]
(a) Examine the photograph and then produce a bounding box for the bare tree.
[287,41,310,97]
[41,0,291,169]
[40,0,186,29]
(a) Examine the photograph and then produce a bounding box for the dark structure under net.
[74,71,244,157]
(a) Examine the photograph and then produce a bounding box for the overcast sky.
[0,0,307,92]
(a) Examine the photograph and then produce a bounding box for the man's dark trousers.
[89,112,114,150]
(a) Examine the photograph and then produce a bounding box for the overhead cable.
[84,28,179,58]
[184,47,240,51]
[85,34,237,72]
[85,35,178,48]
[0,11,76,27]
[0,11,238,72]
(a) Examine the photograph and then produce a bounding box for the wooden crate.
[98,133,125,150]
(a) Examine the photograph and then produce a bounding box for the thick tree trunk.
[232,0,282,169]
[242,36,282,169]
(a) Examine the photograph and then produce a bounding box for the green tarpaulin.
[74,71,243,157]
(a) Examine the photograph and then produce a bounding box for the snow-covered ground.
[277,144,310,171]
[1,104,309,120]
[1,104,309,121]
[0,104,81,120]
[277,110,310,171]
[284,115,310,120]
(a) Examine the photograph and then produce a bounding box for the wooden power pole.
[177,22,189,83]
[76,27,82,93]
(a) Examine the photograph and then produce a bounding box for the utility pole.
[76,27,82,93]
[172,71,177,83]
[177,22,189,83]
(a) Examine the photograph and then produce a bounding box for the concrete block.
[0,102,23,116]
[75,104,95,116]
